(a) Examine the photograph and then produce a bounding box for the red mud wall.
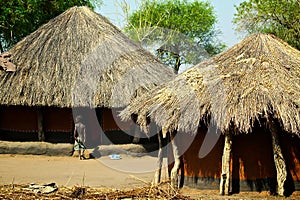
[72,107,102,143]
[72,107,132,145]
[183,126,223,179]
[0,106,73,132]
[231,130,276,181]
[182,126,300,190]
[280,132,300,182]
[102,108,132,131]
[43,107,73,132]
[0,106,38,132]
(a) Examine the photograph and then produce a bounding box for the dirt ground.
[0,154,300,199]
[0,153,159,188]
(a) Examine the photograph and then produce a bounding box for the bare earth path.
[0,154,163,188]
[1,154,300,199]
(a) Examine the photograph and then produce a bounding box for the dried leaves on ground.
[1,181,300,199]
[0,181,192,200]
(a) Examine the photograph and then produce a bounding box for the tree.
[0,0,103,52]
[233,0,300,50]
[122,0,225,73]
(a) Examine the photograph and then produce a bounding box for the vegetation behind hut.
[122,0,226,73]
[234,0,300,50]
[0,0,103,52]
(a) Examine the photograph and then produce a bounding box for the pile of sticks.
[0,179,192,200]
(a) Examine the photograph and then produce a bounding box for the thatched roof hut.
[0,6,174,144]
[121,33,300,135]
[121,33,300,195]
[0,6,174,108]
[121,62,212,135]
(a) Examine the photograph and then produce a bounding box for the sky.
[96,0,245,48]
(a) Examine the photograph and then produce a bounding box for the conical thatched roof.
[121,33,300,135]
[0,6,174,108]
[121,62,212,134]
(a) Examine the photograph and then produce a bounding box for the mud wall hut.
[0,6,174,145]
[121,33,300,194]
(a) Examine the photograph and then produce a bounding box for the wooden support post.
[132,126,141,144]
[37,108,45,142]
[154,131,163,184]
[170,132,180,188]
[220,133,232,195]
[269,123,287,196]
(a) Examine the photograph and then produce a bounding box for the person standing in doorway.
[74,115,87,160]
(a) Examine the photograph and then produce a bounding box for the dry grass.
[1,183,300,199]
[209,33,300,135]
[0,6,174,108]
[0,182,192,200]
[121,64,212,135]
[121,33,300,136]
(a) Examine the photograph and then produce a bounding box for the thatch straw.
[121,33,300,135]
[0,6,174,108]
[121,62,212,134]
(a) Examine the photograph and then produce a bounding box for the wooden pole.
[170,131,180,188]
[220,132,232,195]
[132,126,141,144]
[154,131,163,184]
[269,122,287,196]
[37,108,45,142]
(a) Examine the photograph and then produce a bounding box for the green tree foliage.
[0,0,102,52]
[233,0,300,50]
[123,0,225,73]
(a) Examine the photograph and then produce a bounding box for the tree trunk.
[170,132,180,188]
[220,133,232,195]
[37,108,45,142]
[270,123,287,196]
[154,131,163,184]
[0,41,4,53]
[174,54,180,74]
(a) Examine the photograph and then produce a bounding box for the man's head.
[75,115,83,123]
